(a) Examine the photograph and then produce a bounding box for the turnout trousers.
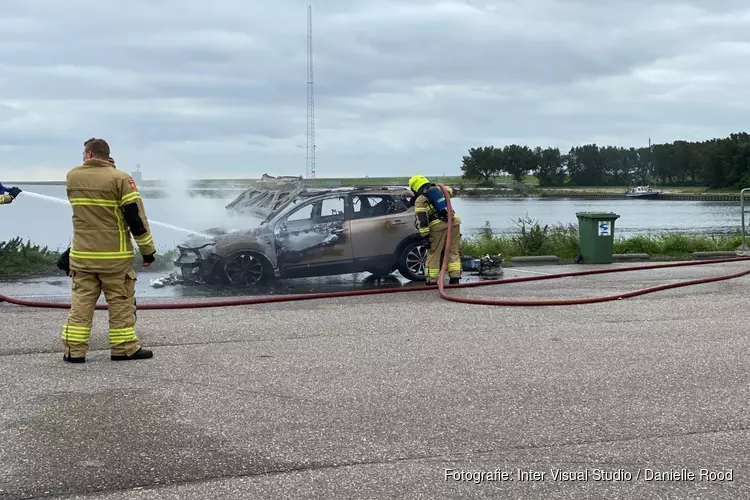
[61,269,141,358]
[425,220,462,283]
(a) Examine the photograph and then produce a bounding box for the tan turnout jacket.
[66,158,157,273]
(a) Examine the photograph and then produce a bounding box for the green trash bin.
[576,212,620,264]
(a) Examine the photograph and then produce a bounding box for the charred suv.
[174,181,429,286]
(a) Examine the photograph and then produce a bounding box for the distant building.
[132,164,142,184]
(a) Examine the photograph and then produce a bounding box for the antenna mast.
[306,5,316,179]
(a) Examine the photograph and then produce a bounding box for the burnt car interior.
[279,195,347,231]
[351,195,409,219]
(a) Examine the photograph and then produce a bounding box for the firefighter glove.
[57,247,70,275]
[8,187,21,198]
[142,252,155,267]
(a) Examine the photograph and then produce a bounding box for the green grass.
[460,218,744,260]
[0,238,179,280]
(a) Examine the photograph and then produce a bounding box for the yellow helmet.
[408,175,429,192]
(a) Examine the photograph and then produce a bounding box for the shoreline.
[11,180,743,201]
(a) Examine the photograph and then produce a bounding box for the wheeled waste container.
[576,212,620,264]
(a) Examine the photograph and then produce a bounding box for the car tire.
[396,239,427,281]
[220,251,273,287]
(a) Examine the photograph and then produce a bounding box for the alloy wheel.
[405,244,427,277]
[224,252,265,286]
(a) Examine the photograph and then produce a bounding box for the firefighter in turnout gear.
[0,184,22,204]
[61,138,157,363]
[408,175,462,285]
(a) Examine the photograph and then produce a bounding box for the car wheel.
[222,251,271,286]
[397,240,427,281]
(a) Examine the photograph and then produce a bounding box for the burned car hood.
[178,226,262,249]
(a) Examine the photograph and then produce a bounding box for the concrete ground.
[0,260,748,499]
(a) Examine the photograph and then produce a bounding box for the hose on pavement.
[1,186,749,310]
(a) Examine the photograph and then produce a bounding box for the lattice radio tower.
[306,5,316,179]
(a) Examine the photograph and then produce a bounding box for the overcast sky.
[1,0,748,181]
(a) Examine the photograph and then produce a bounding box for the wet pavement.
[1,260,749,499]
[0,267,522,301]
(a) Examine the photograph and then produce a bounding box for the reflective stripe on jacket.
[66,158,157,273]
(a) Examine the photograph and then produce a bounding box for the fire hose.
[1,184,750,310]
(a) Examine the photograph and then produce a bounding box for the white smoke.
[144,158,264,234]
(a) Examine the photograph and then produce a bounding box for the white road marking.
[509,268,553,276]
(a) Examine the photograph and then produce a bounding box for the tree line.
[460,132,750,188]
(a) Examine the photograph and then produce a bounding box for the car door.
[272,194,354,276]
[348,194,415,265]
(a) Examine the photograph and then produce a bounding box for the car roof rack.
[224,177,413,220]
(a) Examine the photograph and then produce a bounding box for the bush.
[0,238,60,279]
[0,238,179,279]
[460,217,743,259]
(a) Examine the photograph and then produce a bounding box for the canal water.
[2,183,744,253]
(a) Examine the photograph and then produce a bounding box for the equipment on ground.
[149,273,184,288]
[0,182,8,194]
[478,255,504,277]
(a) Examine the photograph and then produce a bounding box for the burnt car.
[174,180,429,286]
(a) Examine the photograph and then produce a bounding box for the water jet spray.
[20,190,213,239]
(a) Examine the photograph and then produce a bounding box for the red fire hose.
[1,185,749,310]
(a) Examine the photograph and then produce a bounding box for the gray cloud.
[0,0,749,180]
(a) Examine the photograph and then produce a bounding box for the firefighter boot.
[449,278,460,285]
[111,347,153,361]
[64,353,86,364]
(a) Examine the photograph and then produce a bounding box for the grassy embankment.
[2,220,743,280]
[0,238,179,280]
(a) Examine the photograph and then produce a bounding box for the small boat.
[625,185,661,198]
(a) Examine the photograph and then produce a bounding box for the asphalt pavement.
[0,260,748,499]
